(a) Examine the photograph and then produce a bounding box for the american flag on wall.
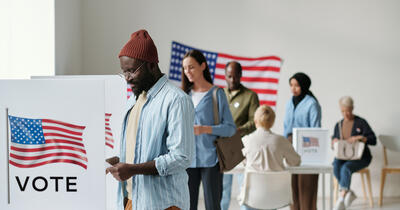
[168,41,283,107]
[105,113,114,149]
[302,136,320,148]
[8,115,88,169]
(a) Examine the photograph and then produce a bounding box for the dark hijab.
[290,72,318,108]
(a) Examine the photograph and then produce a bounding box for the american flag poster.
[302,136,320,147]
[8,115,88,169]
[292,128,330,165]
[168,41,283,107]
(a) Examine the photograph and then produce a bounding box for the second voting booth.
[0,76,126,210]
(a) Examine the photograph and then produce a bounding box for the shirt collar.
[125,74,167,110]
[226,84,244,99]
[257,127,272,134]
[147,74,167,99]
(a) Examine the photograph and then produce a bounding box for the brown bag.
[212,87,245,172]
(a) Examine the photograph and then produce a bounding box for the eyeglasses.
[119,62,145,78]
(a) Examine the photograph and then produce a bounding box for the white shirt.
[191,90,207,108]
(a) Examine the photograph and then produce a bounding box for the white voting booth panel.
[0,79,106,210]
[31,75,126,210]
[292,128,332,165]
[31,75,126,158]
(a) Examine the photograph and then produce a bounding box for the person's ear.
[200,62,206,72]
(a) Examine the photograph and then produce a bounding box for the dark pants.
[187,163,223,210]
[291,174,319,210]
[333,158,371,190]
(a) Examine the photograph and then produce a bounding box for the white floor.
[198,197,400,210]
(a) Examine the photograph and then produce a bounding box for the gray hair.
[339,96,354,108]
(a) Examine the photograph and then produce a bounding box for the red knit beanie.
[118,29,159,63]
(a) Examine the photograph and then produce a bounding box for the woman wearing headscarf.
[283,72,321,210]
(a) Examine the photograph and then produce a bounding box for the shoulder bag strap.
[212,87,220,125]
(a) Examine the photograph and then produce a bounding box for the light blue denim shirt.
[117,75,195,210]
[189,86,236,168]
[283,94,322,138]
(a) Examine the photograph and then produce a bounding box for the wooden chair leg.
[333,178,338,203]
[360,172,367,201]
[379,170,387,206]
[365,170,374,207]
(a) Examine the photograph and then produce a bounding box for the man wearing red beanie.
[107,30,195,210]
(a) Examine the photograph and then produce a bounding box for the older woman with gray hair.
[332,96,377,210]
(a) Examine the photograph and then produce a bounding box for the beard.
[229,83,240,91]
[128,69,157,98]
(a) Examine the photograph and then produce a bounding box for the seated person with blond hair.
[238,105,301,210]
[242,105,301,172]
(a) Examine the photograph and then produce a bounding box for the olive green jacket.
[224,85,259,136]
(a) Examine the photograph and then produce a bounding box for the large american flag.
[105,113,114,149]
[168,41,282,107]
[8,115,88,169]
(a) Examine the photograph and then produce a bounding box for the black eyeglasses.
[120,62,145,78]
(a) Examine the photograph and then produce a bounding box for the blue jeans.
[333,157,371,190]
[236,174,276,210]
[221,174,233,210]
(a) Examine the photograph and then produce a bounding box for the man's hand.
[194,125,212,135]
[106,162,135,181]
[237,128,243,136]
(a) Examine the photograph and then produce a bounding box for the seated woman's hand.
[332,138,339,144]
[354,135,366,142]
[347,136,363,143]
[331,138,339,149]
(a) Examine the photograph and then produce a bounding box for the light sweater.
[242,128,301,171]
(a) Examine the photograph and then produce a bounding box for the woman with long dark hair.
[182,49,236,210]
[283,72,321,210]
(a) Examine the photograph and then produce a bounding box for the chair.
[238,169,292,209]
[379,135,400,206]
[333,168,373,207]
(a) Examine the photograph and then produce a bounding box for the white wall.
[54,0,82,75]
[79,0,400,197]
[0,0,55,79]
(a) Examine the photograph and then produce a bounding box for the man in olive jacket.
[220,61,259,210]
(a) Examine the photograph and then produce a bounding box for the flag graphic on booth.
[127,86,133,99]
[105,113,114,149]
[302,136,319,148]
[168,41,283,107]
[8,115,88,169]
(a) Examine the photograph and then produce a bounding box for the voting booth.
[32,75,126,210]
[0,77,126,210]
[292,128,331,165]
[31,75,126,210]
